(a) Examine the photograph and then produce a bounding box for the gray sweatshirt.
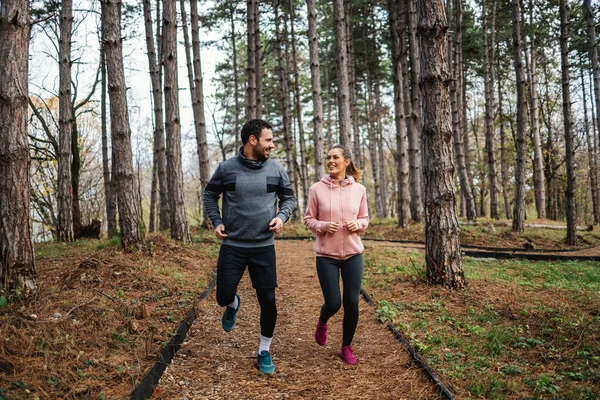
[203,147,296,247]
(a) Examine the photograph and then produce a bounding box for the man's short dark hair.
[241,119,272,145]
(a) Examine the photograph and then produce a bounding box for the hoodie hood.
[320,174,355,188]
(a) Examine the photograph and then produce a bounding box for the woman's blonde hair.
[330,144,363,183]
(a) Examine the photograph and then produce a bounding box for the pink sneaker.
[314,319,328,345]
[340,346,357,364]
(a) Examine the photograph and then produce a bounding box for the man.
[203,119,295,375]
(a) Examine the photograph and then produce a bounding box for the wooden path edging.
[129,272,217,400]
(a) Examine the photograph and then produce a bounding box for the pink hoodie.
[304,175,369,260]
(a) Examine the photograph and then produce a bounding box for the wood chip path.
[155,240,440,399]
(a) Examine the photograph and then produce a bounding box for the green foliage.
[375,299,398,323]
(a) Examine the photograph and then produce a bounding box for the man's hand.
[215,224,228,240]
[269,217,284,234]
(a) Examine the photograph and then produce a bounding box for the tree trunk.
[407,0,424,223]
[366,74,381,218]
[57,0,74,242]
[418,0,464,290]
[162,0,190,242]
[245,0,257,120]
[274,0,298,220]
[100,40,117,236]
[325,47,332,147]
[230,2,241,151]
[288,0,309,212]
[482,0,499,220]
[254,0,262,119]
[101,0,143,249]
[451,0,476,221]
[333,0,351,146]
[511,0,527,233]
[181,0,209,225]
[345,1,362,168]
[0,0,37,294]
[497,62,511,219]
[143,0,169,233]
[306,0,324,182]
[390,0,410,227]
[581,58,600,224]
[527,0,545,220]
[584,0,600,163]
[559,0,576,245]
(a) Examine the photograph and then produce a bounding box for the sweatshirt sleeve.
[275,166,295,223]
[356,188,369,234]
[304,185,327,236]
[202,164,225,228]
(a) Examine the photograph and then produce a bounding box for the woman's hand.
[325,221,340,233]
[345,220,360,232]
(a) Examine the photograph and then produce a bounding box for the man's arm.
[275,168,295,223]
[203,165,225,228]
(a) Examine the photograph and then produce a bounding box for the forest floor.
[1,219,599,399]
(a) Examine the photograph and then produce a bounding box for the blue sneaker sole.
[256,363,275,375]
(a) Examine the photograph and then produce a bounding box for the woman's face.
[327,148,350,179]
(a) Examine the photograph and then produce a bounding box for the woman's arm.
[304,187,328,236]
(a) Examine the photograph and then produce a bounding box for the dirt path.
[155,240,439,399]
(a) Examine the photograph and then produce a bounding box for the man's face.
[251,128,275,161]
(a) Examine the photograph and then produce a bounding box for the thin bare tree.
[333,0,351,146]
[526,0,545,220]
[407,0,424,222]
[162,0,190,242]
[559,0,576,245]
[57,0,74,242]
[451,0,476,221]
[143,0,169,232]
[245,0,257,120]
[389,0,410,227]
[482,0,499,219]
[511,0,527,233]
[306,0,324,181]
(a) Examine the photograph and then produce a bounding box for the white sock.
[258,335,273,355]
[228,296,238,310]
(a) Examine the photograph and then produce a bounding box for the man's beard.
[252,144,269,161]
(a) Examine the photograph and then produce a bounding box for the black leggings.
[316,254,364,347]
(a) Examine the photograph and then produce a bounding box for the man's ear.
[249,134,257,145]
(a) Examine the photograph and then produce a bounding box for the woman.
[304,144,369,365]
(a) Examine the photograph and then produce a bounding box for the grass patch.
[363,242,600,399]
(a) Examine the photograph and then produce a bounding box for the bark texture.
[162,0,190,242]
[57,0,74,242]
[389,0,410,227]
[333,0,351,146]
[101,0,143,249]
[418,0,465,290]
[560,0,576,245]
[0,0,37,293]
[306,0,324,182]
[143,0,169,232]
[511,0,527,233]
